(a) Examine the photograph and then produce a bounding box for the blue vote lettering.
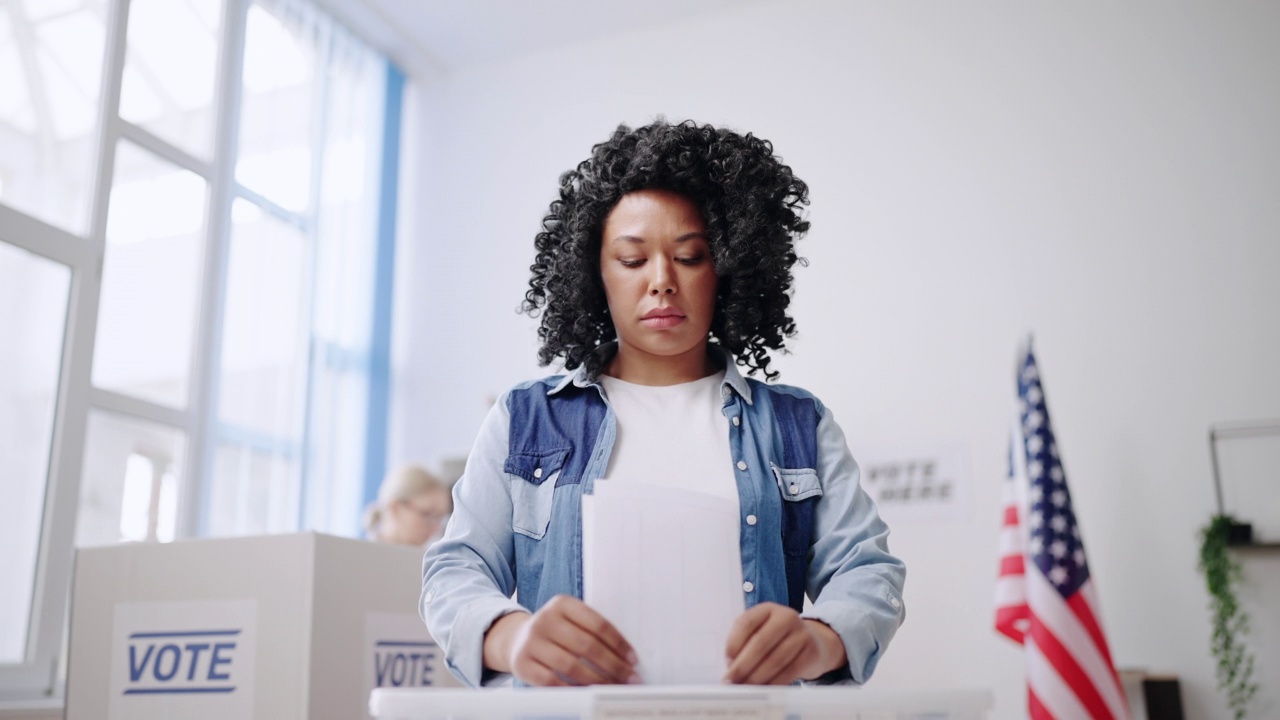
[127,639,237,683]
[128,645,155,682]
[153,644,181,681]
[374,647,436,687]
[209,643,234,681]
[185,643,209,680]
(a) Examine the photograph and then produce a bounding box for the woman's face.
[599,189,717,380]
[386,487,450,546]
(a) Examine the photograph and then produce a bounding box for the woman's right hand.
[483,595,640,686]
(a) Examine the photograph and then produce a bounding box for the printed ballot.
[582,480,745,685]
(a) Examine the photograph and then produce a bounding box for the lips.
[640,306,686,329]
[642,307,685,320]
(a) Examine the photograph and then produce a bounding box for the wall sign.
[857,444,970,523]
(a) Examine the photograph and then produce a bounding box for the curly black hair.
[521,119,810,381]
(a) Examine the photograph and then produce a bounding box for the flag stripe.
[1070,588,1127,701]
[999,530,1023,556]
[996,605,1028,643]
[994,578,1026,606]
[1029,573,1129,719]
[1027,637,1093,720]
[1028,687,1054,720]
[1069,588,1114,666]
[995,458,1028,647]
[1001,554,1025,576]
[1029,609,1116,720]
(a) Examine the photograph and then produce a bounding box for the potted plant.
[1197,514,1258,719]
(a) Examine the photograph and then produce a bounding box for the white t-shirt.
[598,371,739,510]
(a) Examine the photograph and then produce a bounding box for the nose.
[648,256,676,296]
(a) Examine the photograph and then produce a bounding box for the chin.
[635,333,702,351]
[640,344,701,359]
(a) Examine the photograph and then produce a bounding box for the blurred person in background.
[365,464,452,547]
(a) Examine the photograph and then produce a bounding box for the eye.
[619,258,645,268]
[676,254,707,266]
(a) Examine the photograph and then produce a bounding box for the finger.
[554,623,636,683]
[529,639,615,686]
[724,607,788,679]
[723,604,773,661]
[724,609,795,683]
[762,645,813,686]
[562,600,638,661]
[531,608,634,683]
[731,627,801,685]
[516,657,575,687]
[560,602,638,681]
[742,629,808,685]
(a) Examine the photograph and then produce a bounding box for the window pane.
[302,361,367,536]
[0,0,107,236]
[93,140,208,408]
[0,241,70,663]
[300,50,382,536]
[235,3,314,213]
[76,411,186,547]
[208,441,298,536]
[219,198,307,437]
[119,0,222,160]
[314,48,379,349]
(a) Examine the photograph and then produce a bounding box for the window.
[0,0,108,236]
[0,0,402,699]
[0,243,71,665]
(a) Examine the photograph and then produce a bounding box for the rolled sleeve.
[438,595,525,687]
[800,405,907,684]
[421,395,527,687]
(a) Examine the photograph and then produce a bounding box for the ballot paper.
[581,480,745,685]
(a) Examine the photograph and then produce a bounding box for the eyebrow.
[610,232,709,244]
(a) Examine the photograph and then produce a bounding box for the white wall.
[389,1,1280,717]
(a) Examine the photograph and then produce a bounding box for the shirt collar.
[547,343,754,404]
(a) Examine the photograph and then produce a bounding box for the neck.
[605,342,718,386]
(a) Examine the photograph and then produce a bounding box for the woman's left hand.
[722,602,846,684]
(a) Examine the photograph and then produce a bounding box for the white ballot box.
[66,532,460,720]
[369,686,994,720]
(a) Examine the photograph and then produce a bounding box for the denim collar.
[547,343,754,404]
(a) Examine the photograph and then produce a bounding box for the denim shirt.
[421,349,906,687]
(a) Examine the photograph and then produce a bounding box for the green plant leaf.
[1198,514,1258,719]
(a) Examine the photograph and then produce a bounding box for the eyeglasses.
[403,502,448,525]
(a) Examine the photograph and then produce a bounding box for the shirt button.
[731,416,740,427]
[789,484,799,495]
[745,515,757,526]
[890,596,902,610]
[736,460,747,471]
[533,467,542,479]
[742,581,754,593]
[424,591,434,603]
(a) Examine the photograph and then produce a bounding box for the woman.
[422,120,905,688]
[365,464,452,547]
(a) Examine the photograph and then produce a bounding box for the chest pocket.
[773,465,823,502]
[773,463,822,611]
[772,464,823,555]
[506,448,570,540]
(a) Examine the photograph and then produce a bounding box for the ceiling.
[359,0,757,70]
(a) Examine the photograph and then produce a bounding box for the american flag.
[995,344,1130,720]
